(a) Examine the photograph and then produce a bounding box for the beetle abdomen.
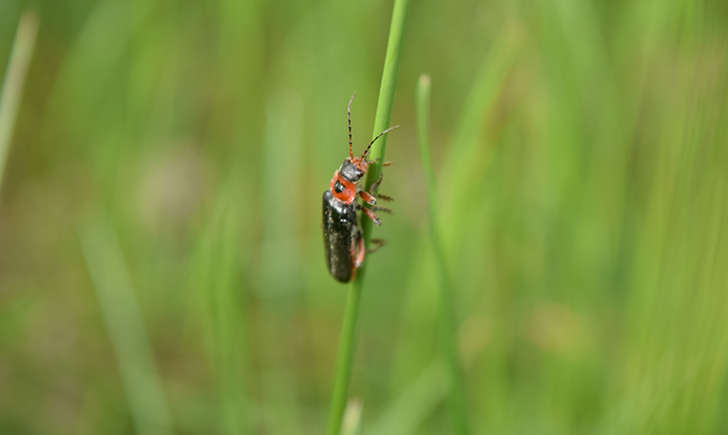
[323,190,358,282]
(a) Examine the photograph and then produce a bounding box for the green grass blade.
[81,218,173,435]
[366,361,450,435]
[327,279,364,435]
[416,74,469,435]
[342,399,364,435]
[0,11,38,193]
[438,35,517,226]
[326,1,409,434]
[190,186,250,434]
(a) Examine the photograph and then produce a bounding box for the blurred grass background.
[1,0,728,434]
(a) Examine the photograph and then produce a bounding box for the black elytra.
[322,190,361,283]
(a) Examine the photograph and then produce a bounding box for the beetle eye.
[335,181,345,193]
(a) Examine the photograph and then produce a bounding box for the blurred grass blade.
[81,219,173,435]
[416,74,469,435]
[0,11,38,192]
[438,35,517,226]
[327,1,409,434]
[191,185,249,434]
[342,399,364,435]
[256,90,305,434]
[366,361,450,435]
[389,34,515,400]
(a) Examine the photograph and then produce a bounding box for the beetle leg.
[368,238,386,254]
[366,175,394,201]
[373,158,393,167]
[370,175,383,194]
[372,206,392,214]
[359,190,376,205]
[355,235,366,268]
[362,207,382,226]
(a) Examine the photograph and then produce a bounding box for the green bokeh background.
[2,0,728,434]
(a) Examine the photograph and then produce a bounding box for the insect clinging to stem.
[322,93,398,283]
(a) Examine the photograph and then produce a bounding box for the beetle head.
[340,158,367,182]
[342,125,400,183]
[342,93,399,183]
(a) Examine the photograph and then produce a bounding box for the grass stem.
[416,75,469,435]
[326,1,409,434]
[81,218,173,435]
[0,11,38,193]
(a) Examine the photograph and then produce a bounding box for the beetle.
[323,94,398,283]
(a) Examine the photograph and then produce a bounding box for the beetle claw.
[362,207,382,225]
[368,238,386,254]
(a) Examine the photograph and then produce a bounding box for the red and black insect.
[322,94,398,283]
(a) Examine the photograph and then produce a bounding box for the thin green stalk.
[0,12,38,193]
[416,75,469,435]
[366,360,449,435]
[195,193,248,435]
[326,1,409,434]
[81,218,173,435]
[327,278,364,435]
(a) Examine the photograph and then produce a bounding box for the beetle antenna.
[348,93,356,159]
[362,125,399,159]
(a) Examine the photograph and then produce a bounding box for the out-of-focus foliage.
[1,0,728,434]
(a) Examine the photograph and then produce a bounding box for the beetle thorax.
[330,168,358,204]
